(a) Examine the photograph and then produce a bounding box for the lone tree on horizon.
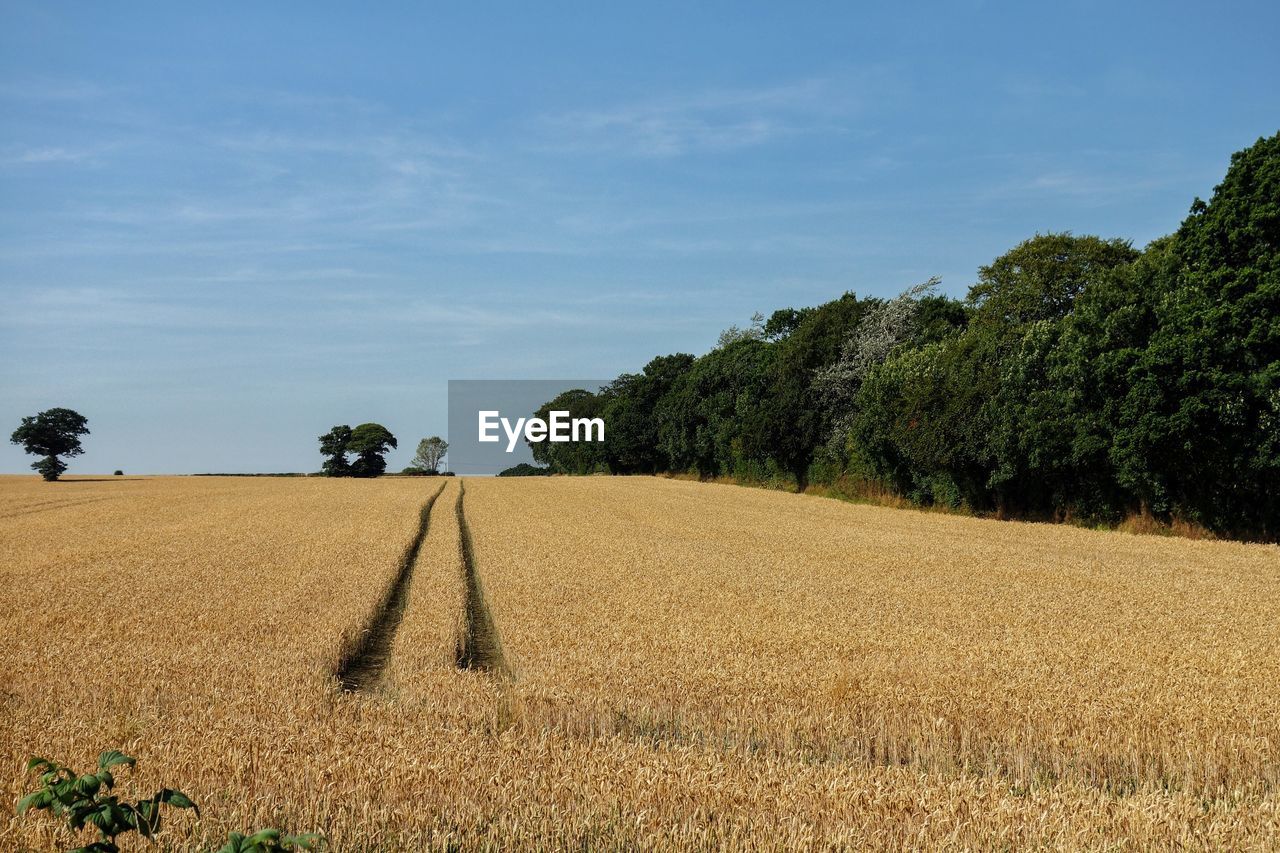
[318,422,397,477]
[412,436,448,473]
[11,408,90,481]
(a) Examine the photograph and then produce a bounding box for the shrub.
[498,463,552,477]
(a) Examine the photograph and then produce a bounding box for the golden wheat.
[2,474,1278,850]
[465,477,1280,791]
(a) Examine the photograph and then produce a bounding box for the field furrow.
[337,480,449,692]
[452,481,511,678]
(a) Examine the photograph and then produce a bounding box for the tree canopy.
[318,425,354,477]
[318,422,397,477]
[348,424,397,478]
[11,408,89,481]
[412,436,449,473]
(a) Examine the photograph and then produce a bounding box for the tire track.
[453,481,511,679]
[336,480,448,692]
[0,495,117,519]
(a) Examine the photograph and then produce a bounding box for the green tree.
[411,436,449,473]
[852,339,989,507]
[497,462,551,477]
[11,408,89,481]
[601,354,695,473]
[761,307,815,341]
[656,338,775,478]
[814,282,958,477]
[969,232,1139,327]
[751,293,869,487]
[530,389,608,475]
[1014,237,1176,522]
[348,424,397,478]
[715,311,766,349]
[490,133,1278,539]
[848,234,1138,513]
[961,234,1137,513]
[1110,133,1280,535]
[317,425,353,477]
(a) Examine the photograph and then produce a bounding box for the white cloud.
[536,76,872,157]
[1,146,93,166]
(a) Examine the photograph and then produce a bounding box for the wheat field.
[2,474,1278,850]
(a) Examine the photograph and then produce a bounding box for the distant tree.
[762,307,814,341]
[715,311,766,349]
[10,408,89,481]
[601,354,695,473]
[656,338,776,478]
[114,470,124,476]
[348,423,397,478]
[318,425,353,477]
[815,278,943,453]
[749,292,869,486]
[530,390,607,474]
[412,436,448,473]
[497,462,552,477]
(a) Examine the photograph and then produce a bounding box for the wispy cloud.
[0,145,95,166]
[983,167,1181,206]
[0,286,264,330]
[535,76,873,157]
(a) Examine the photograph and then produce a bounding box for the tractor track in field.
[336,480,448,692]
[0,495,118,519]
[453,481,511,679]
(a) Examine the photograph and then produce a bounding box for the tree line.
[8,413,449,480]
[528,133,1280,540]
[318,425,448,477]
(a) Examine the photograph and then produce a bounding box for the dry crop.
[2,474,1278,850]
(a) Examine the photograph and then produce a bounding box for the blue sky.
[2,2,1277,474]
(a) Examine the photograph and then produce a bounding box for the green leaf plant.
[18,749,325,853]
[18,751,197,853]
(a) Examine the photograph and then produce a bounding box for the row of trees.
[9,411,445,480]
[530,133,1280,540]
[317,426,448,477]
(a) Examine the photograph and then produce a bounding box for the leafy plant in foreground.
[19,749,325,853]
[18,750,197,852]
